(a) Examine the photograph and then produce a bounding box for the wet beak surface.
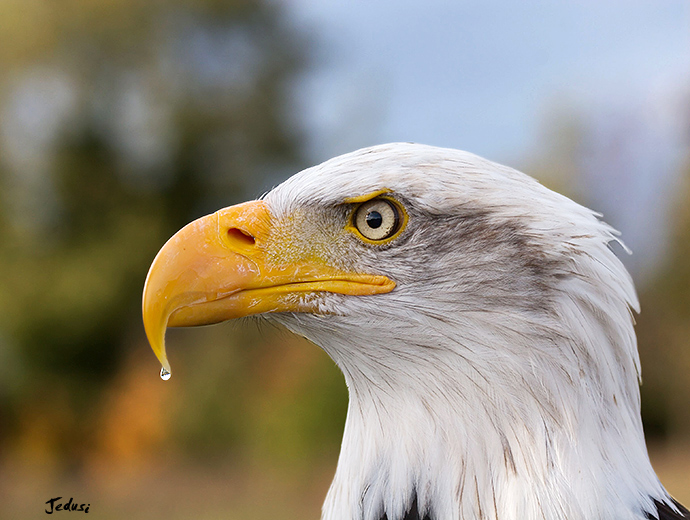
[142,201,394,373]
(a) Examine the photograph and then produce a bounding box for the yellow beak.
[142,200,395,374]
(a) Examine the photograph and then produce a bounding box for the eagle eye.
[353,198,402,241]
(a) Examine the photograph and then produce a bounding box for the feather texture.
[647,498,690,520]
[379,496,432,520]
[258,143,686,520]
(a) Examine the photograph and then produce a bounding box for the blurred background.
[0,0,689,518]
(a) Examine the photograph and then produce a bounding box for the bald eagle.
[143,143,688,520]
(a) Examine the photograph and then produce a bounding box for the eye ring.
[352,198,405,242]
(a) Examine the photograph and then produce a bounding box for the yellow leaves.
[89,349,173,477]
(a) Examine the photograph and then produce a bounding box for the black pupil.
[366,210,383,229]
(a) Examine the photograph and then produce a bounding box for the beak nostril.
[227,227,256,246]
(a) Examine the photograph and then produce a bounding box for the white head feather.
[261,143,676,520]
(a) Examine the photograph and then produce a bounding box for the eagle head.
[143,143,686,520]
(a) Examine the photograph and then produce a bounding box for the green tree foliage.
[636,168,690,440]
[0,0,314,466]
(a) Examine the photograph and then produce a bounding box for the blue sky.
[282,1,690,164]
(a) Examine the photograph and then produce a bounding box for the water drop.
[160,367,171,381]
